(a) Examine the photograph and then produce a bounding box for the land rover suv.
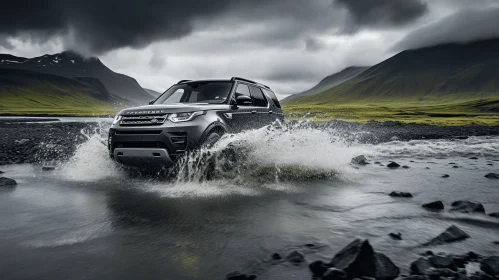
[108,77,283,167]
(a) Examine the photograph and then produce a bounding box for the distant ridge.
[282,66,369,103]
[0,51,154,104]
[287,38,499,105]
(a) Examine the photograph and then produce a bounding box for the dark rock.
[309,260,329,277]
[271,253,282,260]
[0,177,17,188]
[422,201,444,210]
[403,165,410,169]
[389,191,413,198]
[424,225,470,245]
[395,276,428,280]
[429,255,456,270]
[426,167,430,170]
[426,268,457,280]
[422,251,434,257]
[452,166,459,168]
[488,213,499,218]
[0,170,3,174]
[323,268,347,280]
[449,255,467,268]
[480,256,499,277]
[411,257,431,275]
[352,155,369,165]
[493,241,499,245]
[469,271,494,280]
[226,271,254,280]
[374,161,382,164]
[329,239,399,280]
[410,160,415,162]
[442,174,450,178]
[387,162,401,168]
[484,173,499,179]
[389,232,402,240]
[42,166,55,171]
[469,157,478,160]
[285,250,304,265]
[465,252,481,262]
[449,201,485,214]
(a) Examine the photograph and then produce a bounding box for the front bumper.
[113,148,174,166]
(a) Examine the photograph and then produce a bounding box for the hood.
[119,103,230,115]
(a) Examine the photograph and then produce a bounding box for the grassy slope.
[0,69,116,116]
[283,40,499,125]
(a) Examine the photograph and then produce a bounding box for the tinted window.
[235,83,250,97]
[262,88,281,108]
[249,86,268,107]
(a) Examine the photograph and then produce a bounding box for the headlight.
[112,115,122,125]
[168,111,205,123]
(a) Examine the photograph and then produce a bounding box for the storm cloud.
[334,0,428,32]
[394,6,499,51]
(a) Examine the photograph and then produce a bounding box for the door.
[248,85,273,127]
[229,83,256,132]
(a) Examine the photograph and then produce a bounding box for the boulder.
[352,155,369,165]
[387,162,401,168]
[309,260,329,277]
[480,256,499,277]
[428,255,456,270]
[389,192,413,198]
[411,257,431,275]
[484,173,499,179]
[0,177,17,188]
[285,250,305,265]
[329,239,399,280]
[389,232,402,240]
[424,225,470,246]
[422,201,444,211]
[489,213,499,218]
[323,268,347,280]
[450,201,485,214]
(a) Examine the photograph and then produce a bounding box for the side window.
[262,89,281,108]
[235,83,252,106]
[249,86,268,107]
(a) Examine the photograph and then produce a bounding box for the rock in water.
[0,177,17,188]
[410,257,431,275]
[485,173,499,179]
[42,166,55,171]
[428,255,456,270]
[402,165,410,169]
[285,251,305,265]
[351,155,368,165]
[422,201,444,210]
[389,232,402,240]
[322,268,347,280]
[389,191,413,198]
[0,170,4,174]
[424,225,470,245]
[449,201,485,214]
[329,239,399,280]
[442,174,450,178]
[226,272,256,280]
[271,253,282,260]
[387,162,401,168]
[480,256,499,277]
[489,213,499,218]
[309,260,329,277]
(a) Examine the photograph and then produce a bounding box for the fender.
[197,121,227,147]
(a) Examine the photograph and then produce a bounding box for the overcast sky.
[1,0,499,98]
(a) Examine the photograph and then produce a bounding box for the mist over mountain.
[286,38,499,106]
[0,51,154,104]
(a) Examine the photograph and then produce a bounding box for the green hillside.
[0,69,116,116]
[286,39,499,106]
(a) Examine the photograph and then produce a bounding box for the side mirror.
[148,99,155,105]
[236,95,252,106]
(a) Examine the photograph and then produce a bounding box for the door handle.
[269,110,273,114]
[251,110,257,114]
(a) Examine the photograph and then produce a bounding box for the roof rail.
[177,79,192,84]
[231,77,270,89]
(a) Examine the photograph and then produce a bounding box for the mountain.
[0,51,154,104]
[282,66,369,103]
[145,88,163,98]
[0,69,120,115]
[287,39,499,105]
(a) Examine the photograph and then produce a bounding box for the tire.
[202,131,222,148]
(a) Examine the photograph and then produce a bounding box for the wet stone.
[271,253,282,260]
[390,191,413,198]
[450,201,485,214]
[387,162,401,168]
[442,174,450,178]
[323,268,347,280]
[411,257,431,275]
[484,173,499,179]
[0,177,17,188]
[422,201,444,210]
[480,256,499,276]
[425,225,470,245]
[309,260,329,277]
[351,155,369,165]
[389,232,402,240]
[488,212,499,218]
[285,250,305,265]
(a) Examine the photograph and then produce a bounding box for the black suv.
[108,77,283,167]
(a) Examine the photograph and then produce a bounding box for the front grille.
[120,114,168,126]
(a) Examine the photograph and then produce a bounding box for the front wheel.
[202,131,222,148]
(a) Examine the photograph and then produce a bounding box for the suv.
[108,77,283,167]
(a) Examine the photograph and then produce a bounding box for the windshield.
[153,81,233,105]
